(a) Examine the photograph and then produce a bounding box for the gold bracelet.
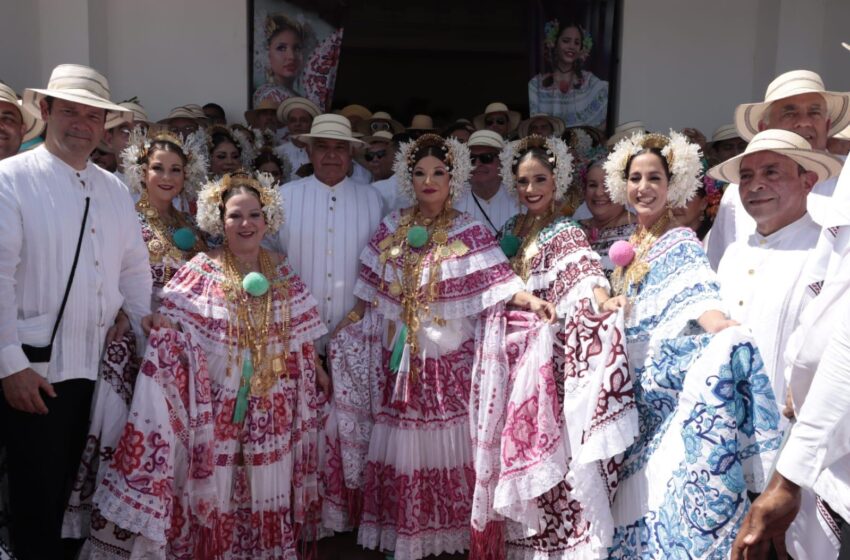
[347,309,362,323]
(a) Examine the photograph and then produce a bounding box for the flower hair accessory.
[393,133,471,203]
[501,134,574,201]
[121,127,209,198]
[602,130,703,209]
[196,170,283,236]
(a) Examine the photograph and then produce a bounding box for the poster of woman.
[250,0,344,112]
[528,2,617,131]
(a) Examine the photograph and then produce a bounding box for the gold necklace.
[509,210,556,282]
[376,207,468,381]
[136,191,207,284]
[220,248,290,405]
[610,211,672,297]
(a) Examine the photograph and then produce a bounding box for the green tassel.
[232,352,253,424]
[389,324,408,373]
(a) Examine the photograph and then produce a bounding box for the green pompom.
[242,271,270,297]
[500,234,521,257]
[172,227,196,251]
[407,225,429,248]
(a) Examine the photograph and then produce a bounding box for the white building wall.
[0,0,847,132]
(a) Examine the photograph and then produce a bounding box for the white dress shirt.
[371,175,413,215]
[0,146,152,383]
[717,214,819,409]
[706,163,843,270]
[453,184,520,235]
[269,175,383,352]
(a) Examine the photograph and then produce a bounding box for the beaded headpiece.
[500,135,574,201]
[207,125,259,171]
[121,127,209,197]
[602,130,703,209]
[196,170,283,236]
[393,133,472,203]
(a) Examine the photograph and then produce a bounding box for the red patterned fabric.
[90,254,326,559]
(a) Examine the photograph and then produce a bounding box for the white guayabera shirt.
[270,174,383,353]
[0,145,152,383]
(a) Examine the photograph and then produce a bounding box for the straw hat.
[338,104,372,124]
[833,124,850,141]
[473,102,521,133]
[276,97,320,123]
[517,113,566,138]
[159,106,200,123]
[22,64,131,129]
[120,101,149,124]
[296,113,366,146]
[0,83,43,143]
[734,70,850,141]
[467,130,505,150]
[407,114,436,132]
[183,104,208,121]
[244,98,279,122]
[362,130,394,144]
[605,121,647,148]
[708,129,843,184]
[355,111,405,135]
[709,124,741,144]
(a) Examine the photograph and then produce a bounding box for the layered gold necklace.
[376,207,469,380]
[136,191,206,284]
[505,210,557,282]
[220,248,290,423]
[610,211,671,297]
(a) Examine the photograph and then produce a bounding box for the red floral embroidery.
[111,423,145,476]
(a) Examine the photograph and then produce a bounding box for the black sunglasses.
[364,149,387,162]
[485,117,507,126]
[470,153,497,165]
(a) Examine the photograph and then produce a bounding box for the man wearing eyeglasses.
[366,130,412,213]
[104,100,149,187]
[473,102,521,139]
[453,130,519,235]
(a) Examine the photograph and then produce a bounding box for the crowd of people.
[0,50,849,560]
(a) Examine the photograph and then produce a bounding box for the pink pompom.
[609,240,636,267]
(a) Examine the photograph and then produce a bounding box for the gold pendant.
[398,214,413,226]
[449,239,469,257]
[272,355,285,375]
[432,230,448,245]
[389,282,402,296]
[389,246,402,258]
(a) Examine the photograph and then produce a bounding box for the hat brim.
[709,146,844,184]
[295,131,367,146]
[518,116,566,138]
[473,110,522,133]
[23,88,132,129]
[355,118,405,135]
[734,91,850,141]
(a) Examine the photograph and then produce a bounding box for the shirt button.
[95,260,100,266]
[748,269,754,275]
[738,300,744,306]
[328,228,333,233]
[332,196,337,202]
[91,227,96,234]
[326,296,332,301]
[327,273,332,278]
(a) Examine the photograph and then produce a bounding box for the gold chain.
[509,210,557,282]
[220,248,290,397]
[610,211,672,297]
[136,191,207,284]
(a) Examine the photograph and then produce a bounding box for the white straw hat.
[473,102,521,133]
[605,120,647,148]
[362,130,394,144]
[517,113,566,138]
[158,106,200,123]
[355,111,405,135]
[296,113,367,146]
[709,129,843,184]
[22,64,131,129]
[408,114,435,131]
[467,130,505,150]
[276,96,320,123]
[0,83,43,143]
[120,101,149,124]
[734,70,850,141]
[709,124,741,144]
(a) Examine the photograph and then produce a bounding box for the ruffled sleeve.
[355,212,524,321]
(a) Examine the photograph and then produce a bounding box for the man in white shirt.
[0,64,152,559]
[714,130,843,413]
[706,70,850,269]
[275,96,320,177]
[269,114,383,355]
[453,129,519,235]
[0,83,42,161]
